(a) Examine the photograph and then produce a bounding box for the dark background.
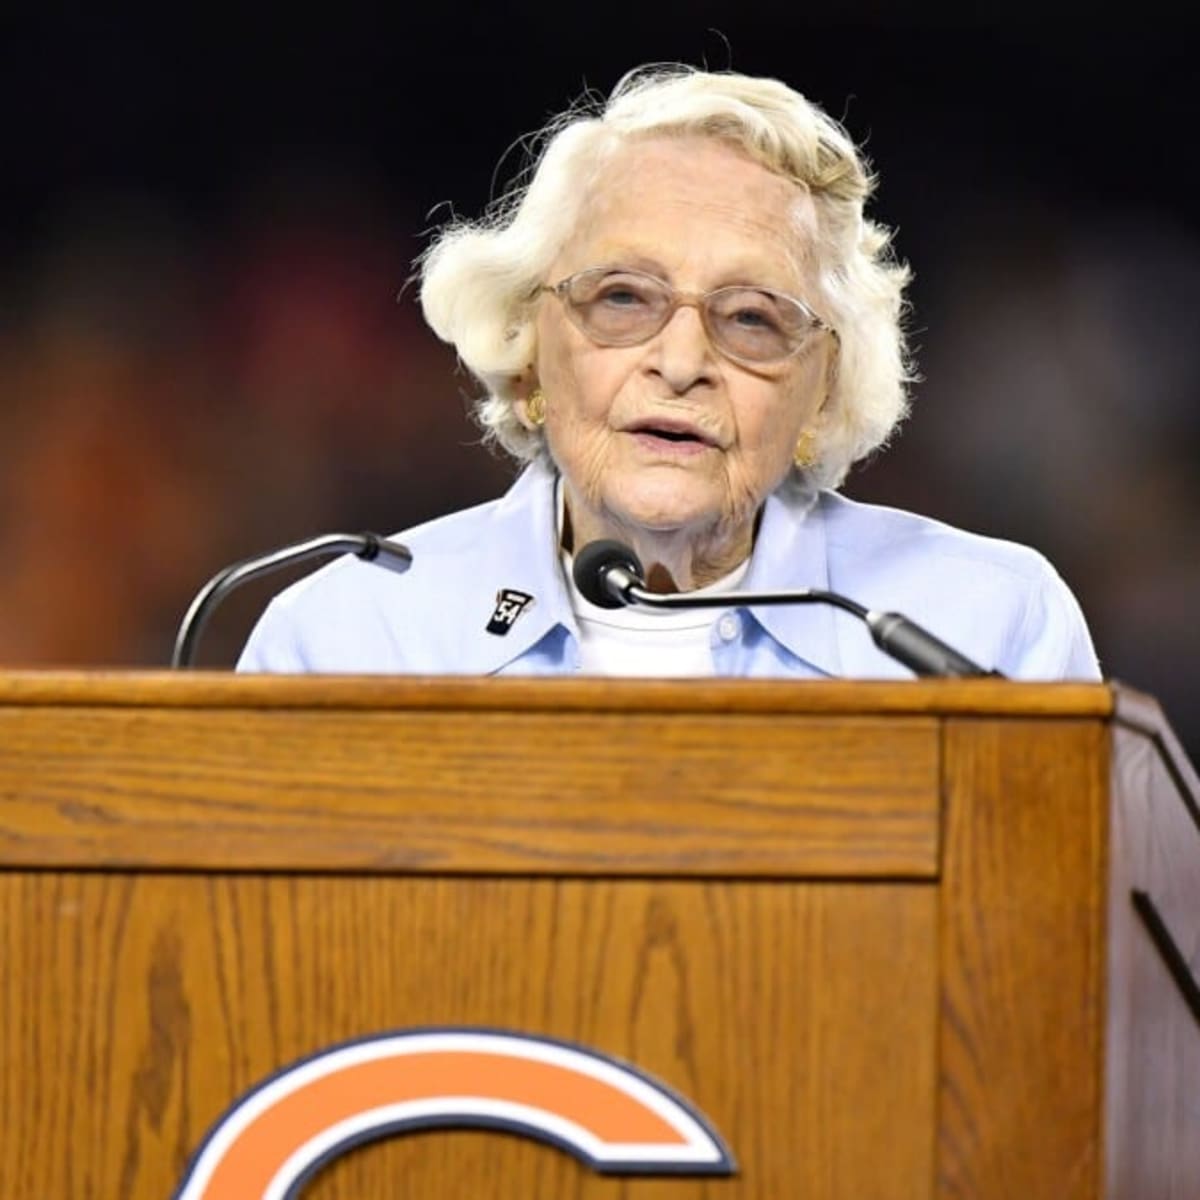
[2,14,1197,755]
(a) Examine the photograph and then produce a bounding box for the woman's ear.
[820,329,841,410]
[512,370,542,431]
[796,345,838,471]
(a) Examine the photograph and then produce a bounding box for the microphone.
[172,532,413,669]
[572,538,997,679]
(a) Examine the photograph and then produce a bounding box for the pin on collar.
[486,589,535,636]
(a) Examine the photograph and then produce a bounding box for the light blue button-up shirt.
[237,458,1100,680]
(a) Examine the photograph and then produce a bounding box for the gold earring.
[793,430,818,469]
[526,388,546,427]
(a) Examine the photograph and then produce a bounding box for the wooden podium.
[0,674,1196,1198]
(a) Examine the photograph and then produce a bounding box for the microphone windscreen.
[572,540,645,609]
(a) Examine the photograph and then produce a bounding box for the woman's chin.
[602,482,735,540]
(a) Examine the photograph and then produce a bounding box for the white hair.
[419,65,912,489]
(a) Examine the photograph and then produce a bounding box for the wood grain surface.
[0,705,940,877]
[0,670,1114,717]
[1105,722,1200,1199]
[0,873,937,1199]
[4,677,1197,1198]
[936,718,1109,1200]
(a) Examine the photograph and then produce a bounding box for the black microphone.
[172,532,413,669]
[572,538,997,679]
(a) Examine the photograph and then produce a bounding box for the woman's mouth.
[625,420,717,455]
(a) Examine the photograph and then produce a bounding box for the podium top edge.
[0,670,1115,718]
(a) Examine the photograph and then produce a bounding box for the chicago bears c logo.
[174,1027,735,1197]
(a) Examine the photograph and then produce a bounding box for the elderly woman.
[238,67,1099,679]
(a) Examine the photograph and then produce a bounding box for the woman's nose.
[646,303,718,393]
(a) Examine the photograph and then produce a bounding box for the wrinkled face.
[532,135,835,548]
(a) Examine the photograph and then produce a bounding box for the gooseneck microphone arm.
[573,538,997,680]
[172,532,413,669]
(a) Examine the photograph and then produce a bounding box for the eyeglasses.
[543,267,833,367]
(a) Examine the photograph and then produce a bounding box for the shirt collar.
[461,461,843,678]
[740,480,844,678]
[466,457,579,675]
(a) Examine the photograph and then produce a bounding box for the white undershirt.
[557,485,750,677]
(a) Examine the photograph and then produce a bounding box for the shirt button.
[717,613,740,642]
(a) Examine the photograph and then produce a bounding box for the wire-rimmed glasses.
[544,266,833,367]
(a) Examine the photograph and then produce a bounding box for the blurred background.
[2,14,1197,756]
